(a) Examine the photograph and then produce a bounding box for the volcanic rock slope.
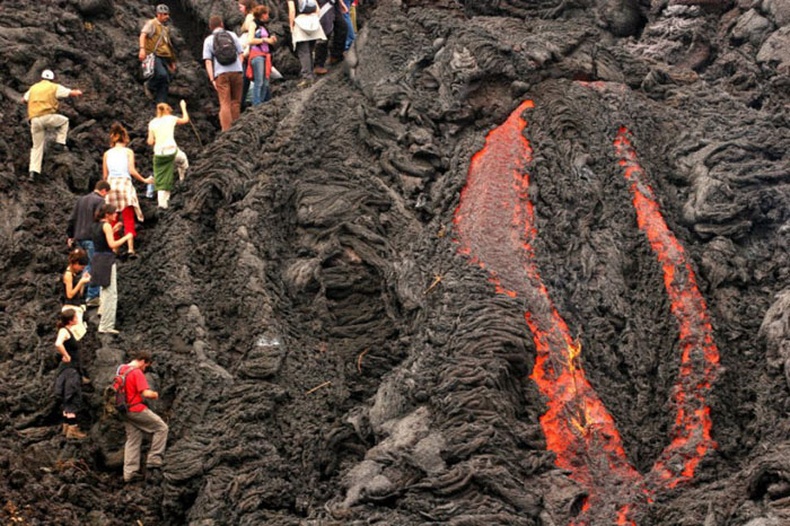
[1,0,790,524]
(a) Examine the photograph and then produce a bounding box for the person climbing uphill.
[147,100,189,209]
[118,350,168,483]
[67,180,110,308]
[139,4,177,103]
[21,69,83,182]
[54,309,89,440]
[61,248,91,341]
[203,15,245,131]
[103,123,153,256]
[90,204,133,335]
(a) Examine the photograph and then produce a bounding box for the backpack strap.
[116,364,144,411]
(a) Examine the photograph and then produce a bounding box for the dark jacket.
[67,191,105,240]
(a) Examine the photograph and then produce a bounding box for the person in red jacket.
[118,350,168,483]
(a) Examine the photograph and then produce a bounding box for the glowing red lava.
[453,102,720,524]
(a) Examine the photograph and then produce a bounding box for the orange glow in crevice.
[453,103,720,524]
[613,127,720,490]
[454,101,642,524]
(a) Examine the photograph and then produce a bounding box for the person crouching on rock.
[54,309,89,440]
[103,122,153,258]
[118,350,168,483]
[61,248,91,341]
[90,204,133,335]
[147,101,190,209]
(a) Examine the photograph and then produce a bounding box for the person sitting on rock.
[61,248,91,341]
[103,122,153,256]
[147,101,190,209]
[54,309,89,440]
[117,350,168,483]
[21,69,83,182]
[139,4,177,104]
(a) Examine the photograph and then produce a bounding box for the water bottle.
[146,183,155,199]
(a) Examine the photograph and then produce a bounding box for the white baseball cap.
[41,70,55,80]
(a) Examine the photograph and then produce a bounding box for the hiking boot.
[296,79,312,89]
[51,143,69,153]
[64,424,88,440]
[144,84,154,100]
[327,55,344,65]
[314,66,328,75]
[28,171,40,182]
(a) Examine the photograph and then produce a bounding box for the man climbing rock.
[139,4,177,104]
[21,70,82,182]
[202,15,244,131]
[67,180,111,308]
[118,350,168,483]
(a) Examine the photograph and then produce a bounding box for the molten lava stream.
[454,101,642,525]
[613,127,720,490]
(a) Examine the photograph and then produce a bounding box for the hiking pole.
[189,119,203,149]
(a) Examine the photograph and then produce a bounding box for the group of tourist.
[29,0,361,485]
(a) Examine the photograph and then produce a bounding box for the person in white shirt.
[147,100,190,209]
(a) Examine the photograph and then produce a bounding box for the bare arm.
[63,270,89,299]
[176,100,189,125]
[127,149,153,184]
[55,328,72,362]
[288,1,295,31]
[142,389,159,399]
[205,59,216,89]
[102,151,109,180]
[139,32,148,61]
[103,221,132,250]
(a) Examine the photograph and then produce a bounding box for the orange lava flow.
[614,127,720,490]
[453,101,642,523]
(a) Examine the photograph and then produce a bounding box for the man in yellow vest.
[22,70,83,182]
[138,4,177,104]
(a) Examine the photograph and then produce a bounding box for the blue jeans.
[251,55,270,106]
[147,56,171,104]
[76,239,100,300]
[343,12,355,51]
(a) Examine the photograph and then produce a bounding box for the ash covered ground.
[1,0,790,524]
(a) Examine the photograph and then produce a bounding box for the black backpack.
[213,30,238,66]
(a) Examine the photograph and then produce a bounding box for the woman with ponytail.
[147,100,189,209]
[102,122,153,257]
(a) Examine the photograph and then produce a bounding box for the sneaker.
[296,79,312,89]
[327,55,344,65]
[86,298,101,308]
[98,328,120,335]
[128,252,140,260]
[51,143,69,153]
[314,66,328,75]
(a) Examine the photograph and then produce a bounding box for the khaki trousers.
[98,264,117,332]
[123,407,169,480]
[29,113,69,173]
